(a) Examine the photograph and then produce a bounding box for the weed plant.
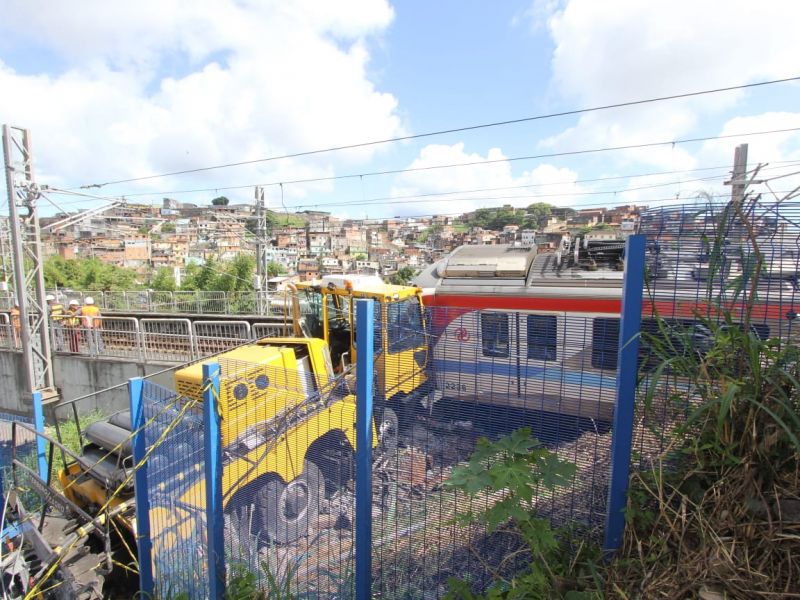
[443,427,602,599]
[609,197,800,598]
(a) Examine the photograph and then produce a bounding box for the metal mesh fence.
[634,198,800,465]
[141,380,208,598]
[369,306,616,597]
[216,355,357,597]
[0,412,36,504]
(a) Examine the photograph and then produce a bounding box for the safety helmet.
[46,294,55,301]
[84,296,95,305]
[69,299,79,307]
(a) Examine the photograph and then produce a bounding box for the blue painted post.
[32,391,47,481]
[355,299,374,600]
[202,363,225,600]
[604,234,646,554]
[129,376,154,595]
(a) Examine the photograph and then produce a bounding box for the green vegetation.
[161,222,176,234]
[418,223,442,243]
[605,315,800,597]
[451,220,469,233]
[148,267,177,291]
[178,255,255,292]
[267,210,307,228]
[574,223,612,235]
[211,196,230,206]
[267,261,286,277]
[48,411,104,483]
[44,256,140,290]
[462,203,555,231]
[444,428,600,599]
[389,266,416,285]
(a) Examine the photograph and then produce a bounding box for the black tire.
[377,407,399,456]
[257,460,321,544]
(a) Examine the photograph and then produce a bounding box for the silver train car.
[416,235,799,423]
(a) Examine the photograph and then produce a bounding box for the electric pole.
[2,125,56,403]
[254,185,269,314]
[729,143,749,207]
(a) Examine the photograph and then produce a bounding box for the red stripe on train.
[424,294,797,331]
[424,294,622,313]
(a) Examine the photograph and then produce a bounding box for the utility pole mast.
[729,143,749,207]
[254,185,269,314]
[2,125,56,402]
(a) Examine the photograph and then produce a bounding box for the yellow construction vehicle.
[57,276,430,554]
[291,275,430,438]
[58,336,377,546]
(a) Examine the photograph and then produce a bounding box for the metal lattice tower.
[2,125,56,400]
[254,185,270,314]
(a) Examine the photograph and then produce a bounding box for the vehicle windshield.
[301,289,324,339]
[386,296,425,353]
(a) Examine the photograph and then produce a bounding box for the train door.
[517,312,566,412]
[476,310,521,407]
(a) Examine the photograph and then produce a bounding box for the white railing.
[1,316,292,363]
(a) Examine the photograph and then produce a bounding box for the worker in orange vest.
[81,296,104,354]
[10,302,20,348]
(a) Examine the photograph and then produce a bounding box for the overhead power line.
[67,127,800,202]
[39,159,800,218]
[71,162,740,200]
[79,76,800,189]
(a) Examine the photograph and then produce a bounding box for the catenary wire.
[39,159,800,225]
[69,127,800,198]
[32,162,800,221]
[46,163,738,200]
[280,166,779,211]
[76,75,800,189]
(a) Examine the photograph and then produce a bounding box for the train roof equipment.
[418,234,629,294]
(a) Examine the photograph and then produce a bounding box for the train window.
[526,315,557,361]
[592,318,620,370]
[481,313,510,358]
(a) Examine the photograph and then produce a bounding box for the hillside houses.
[39,199,644,282]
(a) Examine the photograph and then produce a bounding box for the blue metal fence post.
[129,376,154,595]
[604,234,646,554]
[355,299,374,600]
[31,391,47,481]
[203,363,225,600]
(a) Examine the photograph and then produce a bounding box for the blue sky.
[2,0,800,220]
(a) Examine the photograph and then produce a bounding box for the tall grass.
[609,198,800,598]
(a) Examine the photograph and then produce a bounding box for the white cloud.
[536,0,800,171]
[0,0,401,205]
[388,143,586,217]
[547,0,800,106]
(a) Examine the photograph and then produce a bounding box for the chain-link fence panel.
[636,198,800,466]
[370,306,615,597]
[141,380,208,598]
[214,351,357,598]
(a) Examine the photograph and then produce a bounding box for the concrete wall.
[0,351,181,417]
